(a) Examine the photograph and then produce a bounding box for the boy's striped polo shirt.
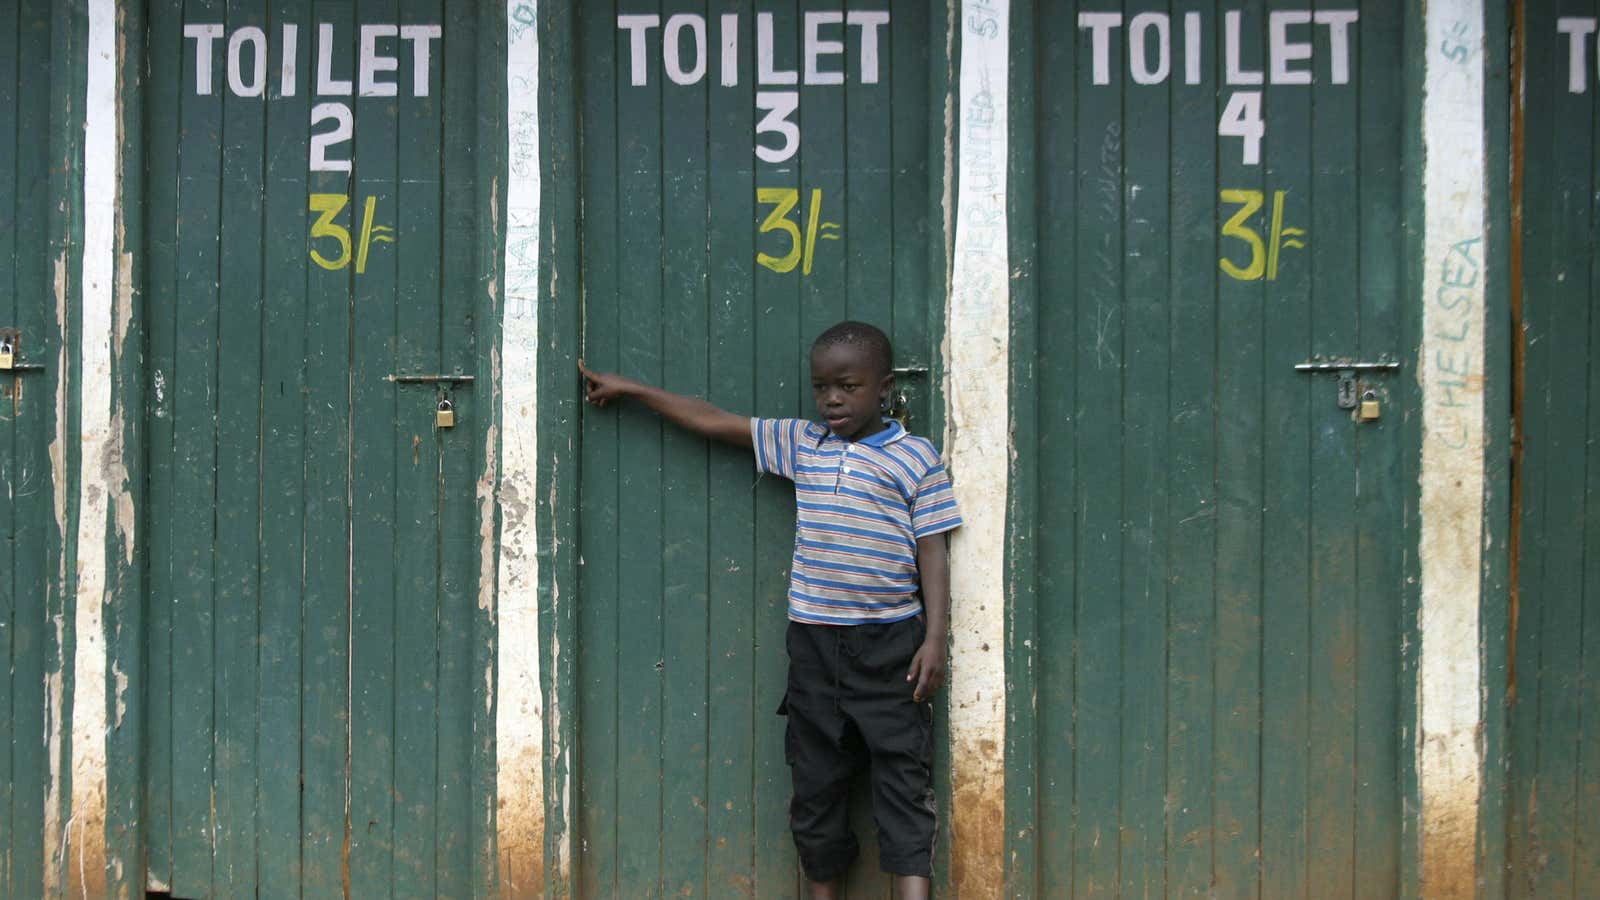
[750,417,963,625]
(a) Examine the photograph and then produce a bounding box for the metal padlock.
[1359,389,1380,421]
[888,390,910,428]
[436,398,455,429]
[0,339,13,371]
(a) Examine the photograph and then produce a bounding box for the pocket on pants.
[777,694,799,766]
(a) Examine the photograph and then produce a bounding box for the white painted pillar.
[1418,1,1488,896]
[497,2,545,896]
[945,2,1009,895]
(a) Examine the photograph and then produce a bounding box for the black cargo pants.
[779,615,937,882]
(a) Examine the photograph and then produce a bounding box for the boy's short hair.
[812,321,894,377]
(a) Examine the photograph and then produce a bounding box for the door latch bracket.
[1294,358,1399,413]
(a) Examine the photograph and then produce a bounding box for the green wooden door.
[1511,1,1600,894]
[571,2,949,895]
[135,2,496,896]
[1006,2,1411,896]
[0,2,75,896]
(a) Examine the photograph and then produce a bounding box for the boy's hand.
[907,639,946,702]
[578,359,637,408]
[576,359,753,447]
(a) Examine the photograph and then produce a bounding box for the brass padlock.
[887,390,910,428]
[0,339,13,371]
[436,398,455,429]
[1359,389,1380,421]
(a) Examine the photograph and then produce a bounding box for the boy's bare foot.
[894,874,931,900]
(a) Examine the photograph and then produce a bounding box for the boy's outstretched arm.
[908,533,951,702]
[579,360,753,448]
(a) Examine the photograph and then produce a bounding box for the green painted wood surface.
[570,2,948,895]
[1001,1,1040,894]
[107,1,151,895]
[0,1,68,895]
[1511,2,1600,895]
[42,1,87,893]
[1476,2,1512,897]
[1354,2,1405,890]
[1006,3,1412,896]
[133,3,499,895]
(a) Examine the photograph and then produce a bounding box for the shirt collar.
[821,418,906,447]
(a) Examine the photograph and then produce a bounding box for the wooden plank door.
[0,2,75,896]
[1007,2,1411,896]
[136,2,495,896]
[571,2,949,895]
[1511,1,1600,894]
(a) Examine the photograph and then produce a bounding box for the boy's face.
[810,341,893,442]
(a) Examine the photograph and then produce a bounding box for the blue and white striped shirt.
[751,417,963,625]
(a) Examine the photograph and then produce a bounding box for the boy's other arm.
[579,360,753,448]
[908,532,951,702]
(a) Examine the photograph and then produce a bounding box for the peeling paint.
[945,3,1009,897]
[1418,2,1488,897]
[498,7,546,893]
[43,249,71,898]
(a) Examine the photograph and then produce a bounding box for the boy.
[578,321,961,900]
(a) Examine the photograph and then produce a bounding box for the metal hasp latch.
[1294,357,1399,418]
[388,371,475,430]
[887,365,929,428]
[0,328,46,374]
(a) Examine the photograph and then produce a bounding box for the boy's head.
[811,321,894,378]
[809,321,895,441]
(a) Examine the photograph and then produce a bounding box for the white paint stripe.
[945,2,1008,894]
[59,1,116,895]
[73,0,118,892]
[498,2,544,895]
[1419,1,1487,895]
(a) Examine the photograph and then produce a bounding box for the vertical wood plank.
[391,3,445,897]
[1071,7,1124,892]
[1577,31,1600,886]
[575,1,622,894]
[845,0,893,332]
[1211,3,1266,894]
[752,4,804,896]
[660,2,713,895]
[1305,15,1361,898]
[1258,7,1313,890]
[1508,4,1552,895]
[888,1,932,375]
[1002,0,1040,893]
[1030,3,1077,894]
[612,0,668,893]
[659,3,716,890]
[1165,3,1220,894]
[705,1,758,893]
[140,0,183,888]
[300,3,357,894]
[1118,9,1172,892]
[0,0,20,889]
[435,3,480,892]
[1528,3,1594,888]
[348,0,403,893]
[256,0,313,892]
[1579,38,1600,865]
[9,6,54,895]
[1354,1,1404,891]
[470,7,504,888]
[170,0,227,890]
[213,3,270,895]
